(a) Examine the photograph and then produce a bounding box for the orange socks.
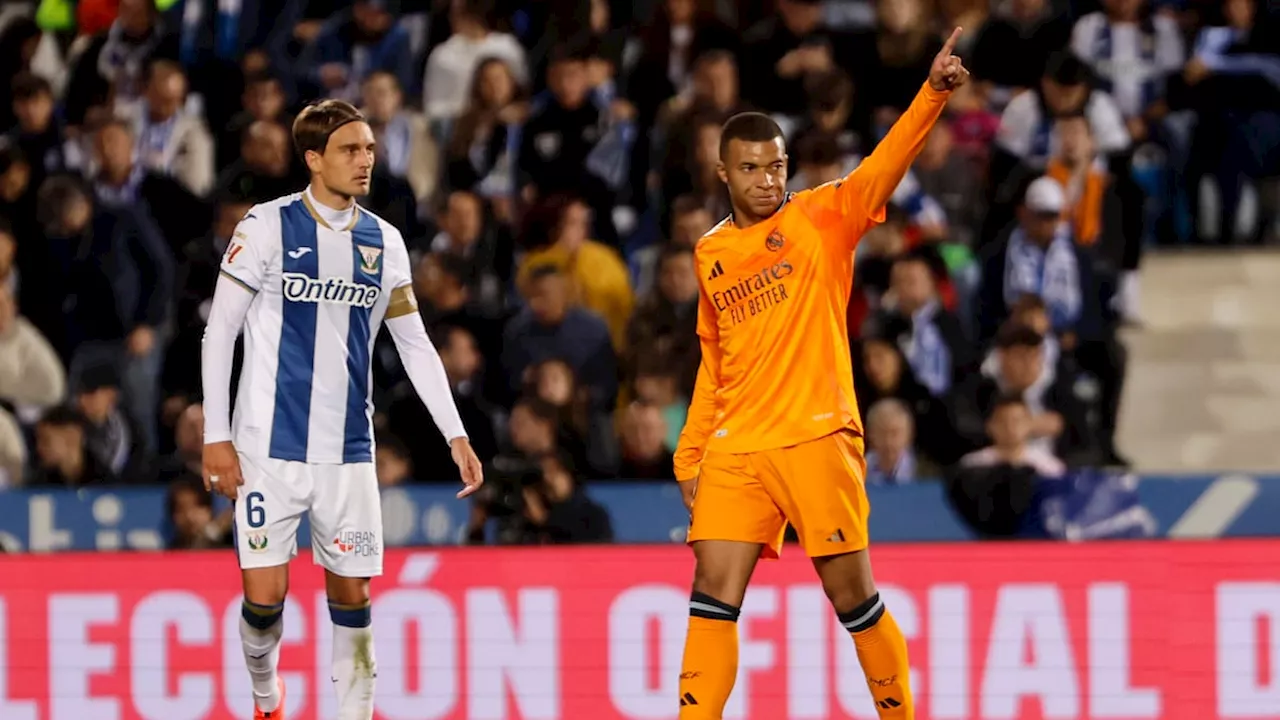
[842,593,914,718]
[678,592,740,719]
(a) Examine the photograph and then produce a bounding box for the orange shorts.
[687,429,869,559]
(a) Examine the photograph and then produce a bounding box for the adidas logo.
[679,692,699,707]
[827,528,846,543]
[877,697,902,709]
[707,260,724,280]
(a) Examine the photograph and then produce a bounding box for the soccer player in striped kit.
[201,99,484,720]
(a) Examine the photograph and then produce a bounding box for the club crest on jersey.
[357,245,382,275]
[246,533,268,552]
[766,231,785,252]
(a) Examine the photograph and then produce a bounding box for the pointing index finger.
[940,27,962,58]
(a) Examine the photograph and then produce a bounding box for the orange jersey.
[674,82,950,480]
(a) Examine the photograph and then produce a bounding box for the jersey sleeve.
[795,82,950,252]
[380,223,419,320]
[219,208,273,294]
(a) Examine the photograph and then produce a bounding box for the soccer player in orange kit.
[673,29,970,720]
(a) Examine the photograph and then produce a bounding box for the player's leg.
[234,454,307,718]
[310,461,384,720]
[758,430,914,718]
[680,450,786,719]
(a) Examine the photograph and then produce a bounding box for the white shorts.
[232,453,384,577]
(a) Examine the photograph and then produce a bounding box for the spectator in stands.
[92,117,210,252]
[868,249,971,399]
[75,362,146,481]
[788,131,847,192]
[387,324,498,482]
[0,18,61,131]
[685,111,732,220]
[988,51,1130,236]
[165,194,252,399]
[155,401,203,484]
[629,194,713,297]
[792,69,860,163]
[944,79,1001,164]
[428,190,513,315]
[1185,0,1280,245]
[8,74,67,185]
[618,401,675,479]
[632,354,689,450]
[362,70,439,207]
[0,221,15,295]
[1071,0,1185,143]
[740,0,834,116]
[36,176,173,453]
[914,119,984,248]
[856,335,966,465]
[521,449,614,544]
[977,176,1102,345]
[502,264,617,411]
[0,282,65,412]
[653,49,745,205]
[307,0,417,104]
[975,322,1095,466]
[520,42,637,233]
[445,57,527,220]
[624,0,738,123]
[62,0,179,127]
[122,60,214,197]
[31,406,115,486]
[423,0,528,128]
[215,119,298,202]
[374,433,416,486]
[219,71,293,169]
[961,393,1066,478]
[864,398,927,485]
[848,0,945,136]
[518,194,634,350]
[166,476,231,549]
[527,357,618,478]
[626,244,701,394]
[969,0,1072,110]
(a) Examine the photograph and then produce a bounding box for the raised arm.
[798,28,968,249]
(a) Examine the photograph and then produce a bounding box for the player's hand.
[678,478,698,514]
[451,437,484,499]
[202,441,245,502]
[928,28,970,92]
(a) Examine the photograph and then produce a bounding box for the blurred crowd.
[0,0,1277,545]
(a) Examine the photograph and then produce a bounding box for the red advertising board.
[1,541,1278,720]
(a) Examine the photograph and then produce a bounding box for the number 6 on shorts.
[246,491,266,528]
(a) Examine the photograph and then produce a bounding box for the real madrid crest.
[766,230,785,252]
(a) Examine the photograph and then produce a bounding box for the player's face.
[719,137,787,221]
[313,121,376,199]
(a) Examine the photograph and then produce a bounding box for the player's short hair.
[1044,51,1090,86]
[805,70,853,112]
[291,99,366,159]
[719,112,784,160]
[793,131,843,167]
[994,321,1045,350]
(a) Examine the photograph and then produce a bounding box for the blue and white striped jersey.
[217,189,419,464]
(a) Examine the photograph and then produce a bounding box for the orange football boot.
[253,678,286,720]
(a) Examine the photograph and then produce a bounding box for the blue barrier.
[0,475,1275,552]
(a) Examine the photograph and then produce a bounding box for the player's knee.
[689,590,740,624]
[690,566,750,608]
[328,598,372,629]
[814,550,877,612]
[837,592,886,635]
[241,599,284,631]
